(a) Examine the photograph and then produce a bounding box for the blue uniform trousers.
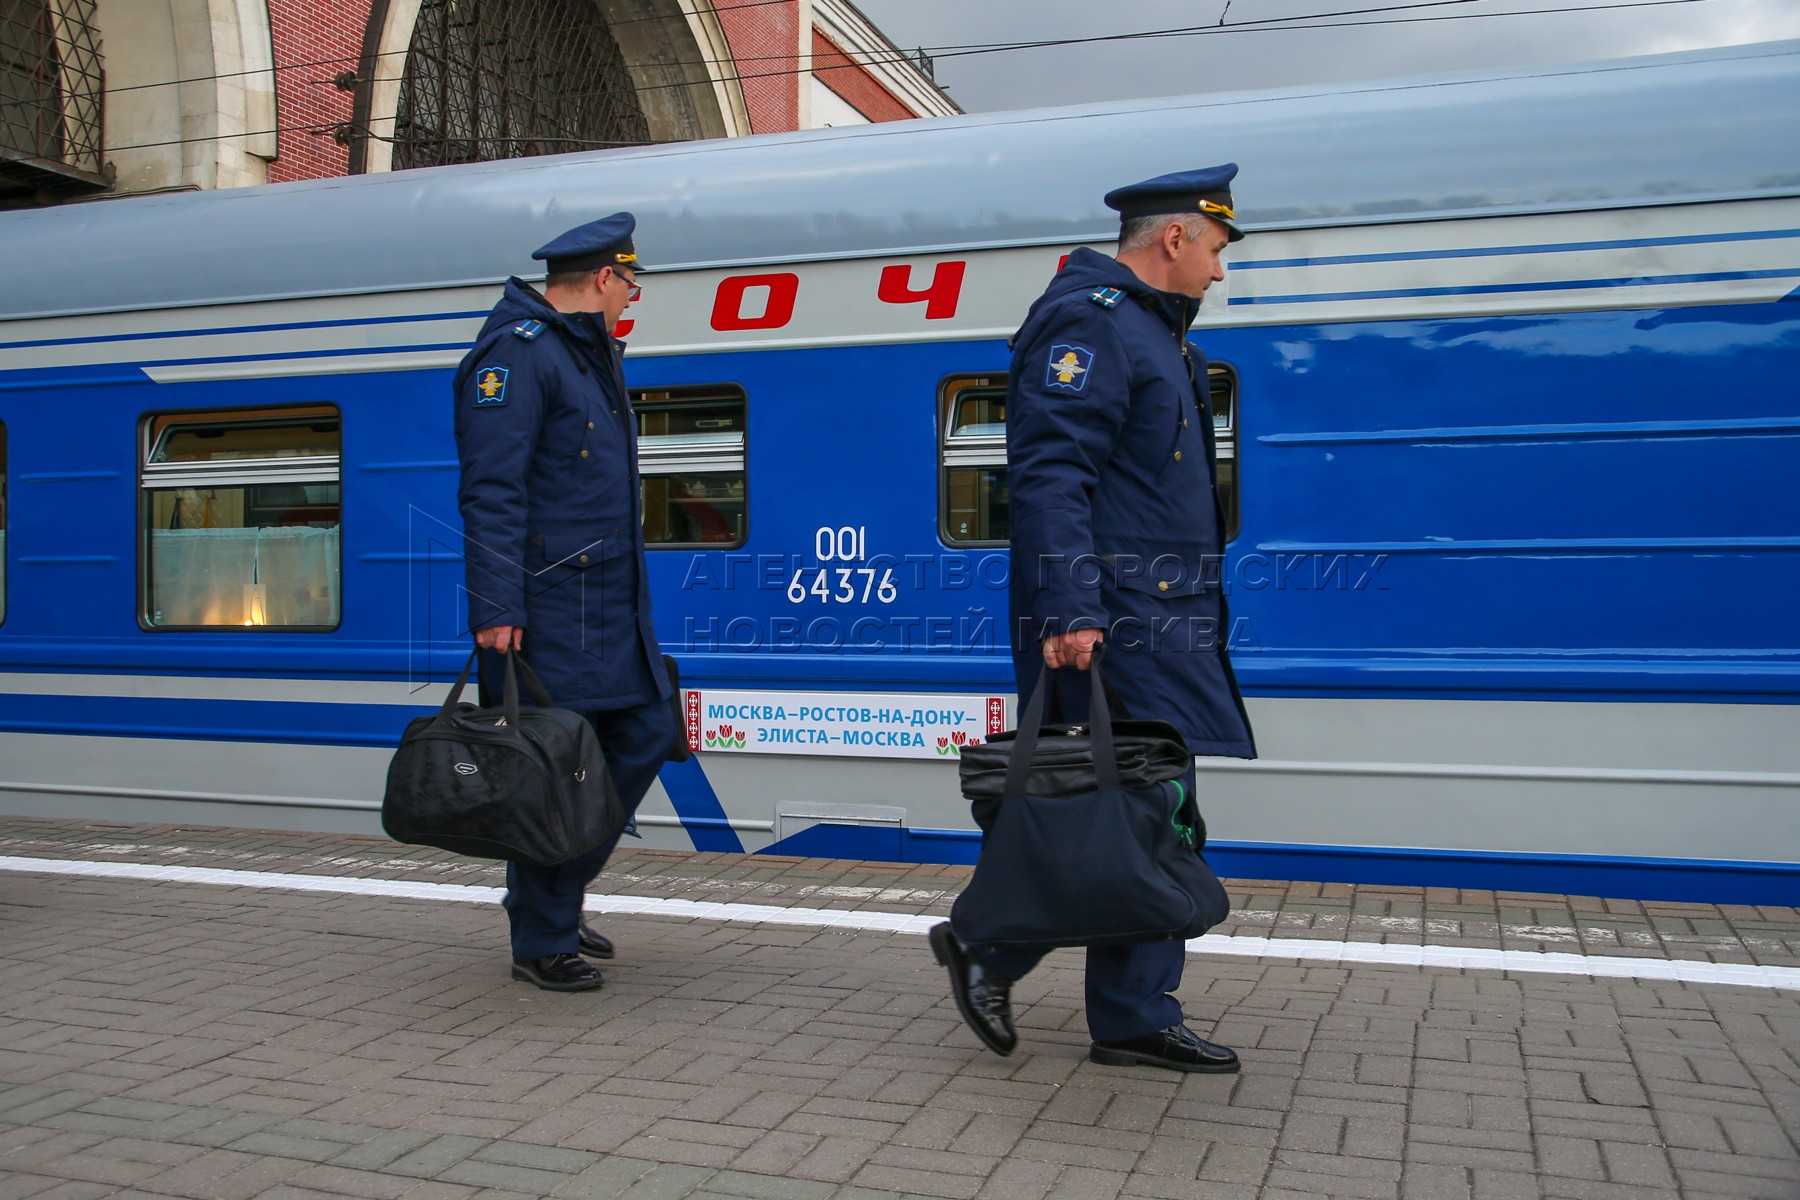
[504,697,675,960]
[977,763,1198,1043]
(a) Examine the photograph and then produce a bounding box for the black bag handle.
[1003,645,1122,804]
[439,648,556,726]
[1043,664,1131,724]
[440,651,479,718]
[509,652,556,708]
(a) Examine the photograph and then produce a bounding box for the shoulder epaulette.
[511,319,546,340]
[1087,287,1124,310]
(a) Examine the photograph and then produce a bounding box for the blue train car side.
[0,40,1796,901]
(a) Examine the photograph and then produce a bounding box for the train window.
[940,375,1009,547]
[151,421,338,463]
[1209,363,1240,542]
[139,406,342,629]
[0,422,7,626]
[939,365,1240,546]
[632,386,746,548]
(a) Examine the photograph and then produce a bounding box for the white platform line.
[3,855,1795,992]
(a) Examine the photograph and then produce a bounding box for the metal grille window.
[140,408,342,630]
[938,364,1240,546]
[391,0,649,170]
[634,386,746,548]
[0,0,105,202]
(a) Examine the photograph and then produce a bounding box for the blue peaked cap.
[531,211,642,273]
[1103,163,1243,241]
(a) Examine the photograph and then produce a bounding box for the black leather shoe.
[929,922,1017,1056]
[578,923,615,960]
[511,953,604,992]
[1090,1024,1239,1073]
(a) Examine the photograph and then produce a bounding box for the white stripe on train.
[3,197,1795,377]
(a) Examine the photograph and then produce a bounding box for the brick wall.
[812,30,910,122]
[260,1,922,182]
[266,0,368,183]
[716,0,798,133]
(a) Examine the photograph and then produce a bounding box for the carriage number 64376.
[786,526,898,604]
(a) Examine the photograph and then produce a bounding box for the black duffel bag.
[382,650,625,866]
[950,651,1228,949]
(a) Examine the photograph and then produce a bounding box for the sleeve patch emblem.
[1045,343,1094,392]
[474,366,510,406]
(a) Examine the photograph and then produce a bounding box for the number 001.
[814,525,866,562]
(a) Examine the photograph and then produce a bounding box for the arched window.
[390,0,650,170]
[0,0,105,201]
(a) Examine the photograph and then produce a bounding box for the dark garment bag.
[382,651,626,867]
[950,652,1228,950]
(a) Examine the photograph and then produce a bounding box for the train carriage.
[0,40,1795,902]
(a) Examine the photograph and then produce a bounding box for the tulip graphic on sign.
[703,724,748,750]
[937,731,979,757]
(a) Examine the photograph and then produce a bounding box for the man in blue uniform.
[931,167,1256,1072]
[453,213,677,992]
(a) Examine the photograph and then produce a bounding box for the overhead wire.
[87,0,1719,156]
[345,0,1498,78]
[628,0,1712,96]
[349,0,1714,95]
[334,0,1684,82]
[13,0,1717,110]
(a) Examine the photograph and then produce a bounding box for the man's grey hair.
[1118,212,1209,253]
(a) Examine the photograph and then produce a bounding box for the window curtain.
[149,526,340,627]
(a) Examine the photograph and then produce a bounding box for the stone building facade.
[1,0,955,207]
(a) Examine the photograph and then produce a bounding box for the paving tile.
[1043,1166,1128,1200]
[282,1166,416,1199]
[4,819,1799,1200]
[700,1171,835,1200]
[789,1137,881,1184]
[1399,1164,1470,1200]
[849,1164,981,1199]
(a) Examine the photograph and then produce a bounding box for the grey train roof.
[6,39,1797,322]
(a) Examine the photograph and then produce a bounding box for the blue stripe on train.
[756,821,1800,907]
[1232,267,1800,306]
[1229,227,1800,271]
[0,310,489,352]
[656,757,745,854]
[0,693,425,746]
[4,658,1799,700]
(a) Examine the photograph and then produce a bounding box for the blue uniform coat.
[1006,248,1255,758]
[453,278,668,711]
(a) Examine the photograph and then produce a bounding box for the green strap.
[1167,779,1196,849]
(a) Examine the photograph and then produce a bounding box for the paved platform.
[0,817,1796,1200]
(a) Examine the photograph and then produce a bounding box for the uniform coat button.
[587,420,595,429]
[580,448,590,459]
[1173,450,1183,461]
[1158,580,1171,592]
[579,554,590,565]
